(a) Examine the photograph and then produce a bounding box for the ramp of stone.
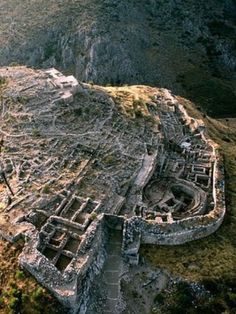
[102,228,123,313]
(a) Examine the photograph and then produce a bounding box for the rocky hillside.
[0,0,235,117]
[0,66,235,313]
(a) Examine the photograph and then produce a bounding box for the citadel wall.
[0,68,226,313]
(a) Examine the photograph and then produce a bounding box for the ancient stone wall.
[124,188,224,254]
[0,67,227,313]
[123,150,225,260]
[73,218,108,313]
[20,215,109,313]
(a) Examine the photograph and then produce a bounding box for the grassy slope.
[0,239,66,314]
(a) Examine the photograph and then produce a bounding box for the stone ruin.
[0,67,225,313]
[45,68,81,104]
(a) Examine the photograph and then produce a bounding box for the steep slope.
[0,0,235,117]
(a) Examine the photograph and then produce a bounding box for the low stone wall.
[19,215,109,313]
[123,207,224,250]
[171,178,207,216]
[73,220,108,313]
[123,152,225,252]
[134,152,158,189]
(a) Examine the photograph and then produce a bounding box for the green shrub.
[133,99,145,109]
[32,287,44,301]
[226,292,236,307]
[89,212,97,221]
[42,184,51,194]
[9,62,20,67]
[9,296,18,310]
[0,297,4,307]
[15,270,25,280]
[175,283,193,307]
[135,109,144,118]
[8,288,22,313]
[44,43,56,59]
[16,96,29,104]
[154,293,165,305]
[0,76,7,85]
[103,155,115,165]
[32,128,41,138]
[74,107,82,116]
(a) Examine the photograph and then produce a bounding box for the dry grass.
[0,239,65,314]
[103,85,158,119]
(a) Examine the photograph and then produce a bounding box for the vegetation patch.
[151,279,236,314]
[178,70,236,118]
[0,239,66,314]
[0,76,7,86]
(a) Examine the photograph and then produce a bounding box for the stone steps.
[101,229,123,313]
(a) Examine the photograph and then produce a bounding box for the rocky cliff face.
[0,0,235,117]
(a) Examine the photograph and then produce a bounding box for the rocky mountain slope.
[0,0,235,117]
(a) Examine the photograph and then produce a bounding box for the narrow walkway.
[102,229,123,313]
